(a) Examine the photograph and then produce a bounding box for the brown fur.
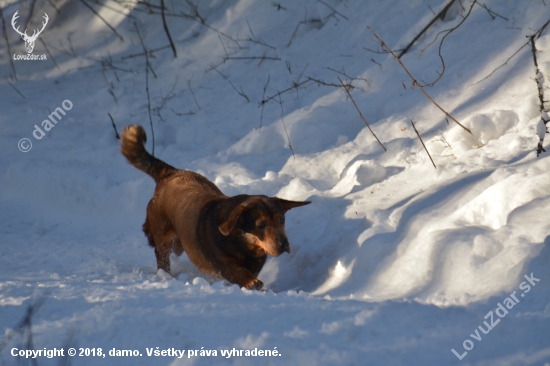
[121,125,310,290]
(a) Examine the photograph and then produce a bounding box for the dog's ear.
[219,204,246,236]
[273,197,311,213]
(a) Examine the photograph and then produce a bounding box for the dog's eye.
[280,217,285,225]
[257,222,266,229]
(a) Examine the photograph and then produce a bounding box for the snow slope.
[1,0,549,365]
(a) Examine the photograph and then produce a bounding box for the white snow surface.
[1,0,550,365]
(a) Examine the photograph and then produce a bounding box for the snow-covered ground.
[1,0,549,365]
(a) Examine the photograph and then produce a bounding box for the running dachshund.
[121,125,310,290]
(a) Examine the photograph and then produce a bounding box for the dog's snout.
[279,238,290,253]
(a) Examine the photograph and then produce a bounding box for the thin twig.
[260,76,348,106]
[411,120,436,169]
[67,36,79,59]
[287,10,326,47]
[240,20,276,49]
[259,74,271,130]
[229,80,250,102]
[152,77,180,121]
[6,78,25,99]
[187,80,201,110]
[122,45,171,60]
[171,108,195,117]
[276,93,295,158]
[25,0,37,30]
[418,0,477,86]
[478,2,508,21]
[223,56,281,61]
[364,47,404,54]
[125,0,235,43]
[160,0,177,57]
[47,0,61,14]
[318,0,349,21]
[0,297,47,354]
[398,0,457,59]
[108,113,120,139]
[440,134,452,149]
[271,2,287,11]
[338,76,386,151]
[134,23,155,156]
[80,0,124,40]
[368,26,472,135]
[324,66,369,83]
[473,18,550,85]
[0,8,17,80]
[39,38,60,69]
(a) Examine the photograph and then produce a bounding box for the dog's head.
[218,196,310,256]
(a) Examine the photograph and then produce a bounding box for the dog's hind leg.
[143,218,173,274]
[154,242,172,274]
[172,235,184,257]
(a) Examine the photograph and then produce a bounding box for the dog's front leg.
[220,263,263,290]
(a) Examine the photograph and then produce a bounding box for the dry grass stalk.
[411,119,436,169]
[367,26,472,135]
[338,76,386,151]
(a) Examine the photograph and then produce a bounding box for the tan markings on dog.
[120,124,310,290]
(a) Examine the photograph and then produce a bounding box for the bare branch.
[418,0,477,86]
[318,0,349,21]
[368,26,472,135]
[411,120,436,169]
[80,0,124,40]
[261,76,348,106]
[229,80,249,102]
[260,74,270,130]
[238,20,276,49]
[6,78,25,99]
[271,2,287,11]
[0,8,17,80]
[338,76,386,151]
[398,0,457,59]
[25,0,37,30]
[473,18,550,85]
[477,2,508,21]
[223,56,281,61]
[122,45,171,60]
[134,22,155,155]
[39,39,60,69]
[364,46,404,54]
[160,0,177,57]
[108,113,120,139]
[275,93,295,158]
[187,80,201,110]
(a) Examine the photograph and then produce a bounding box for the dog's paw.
[245,279,263,291]
[153,268,172,281]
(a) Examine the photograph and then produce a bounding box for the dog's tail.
[121,124,176,183]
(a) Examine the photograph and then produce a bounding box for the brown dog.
[120,125,310,290]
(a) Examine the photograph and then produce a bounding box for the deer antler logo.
[11,11,49,54]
